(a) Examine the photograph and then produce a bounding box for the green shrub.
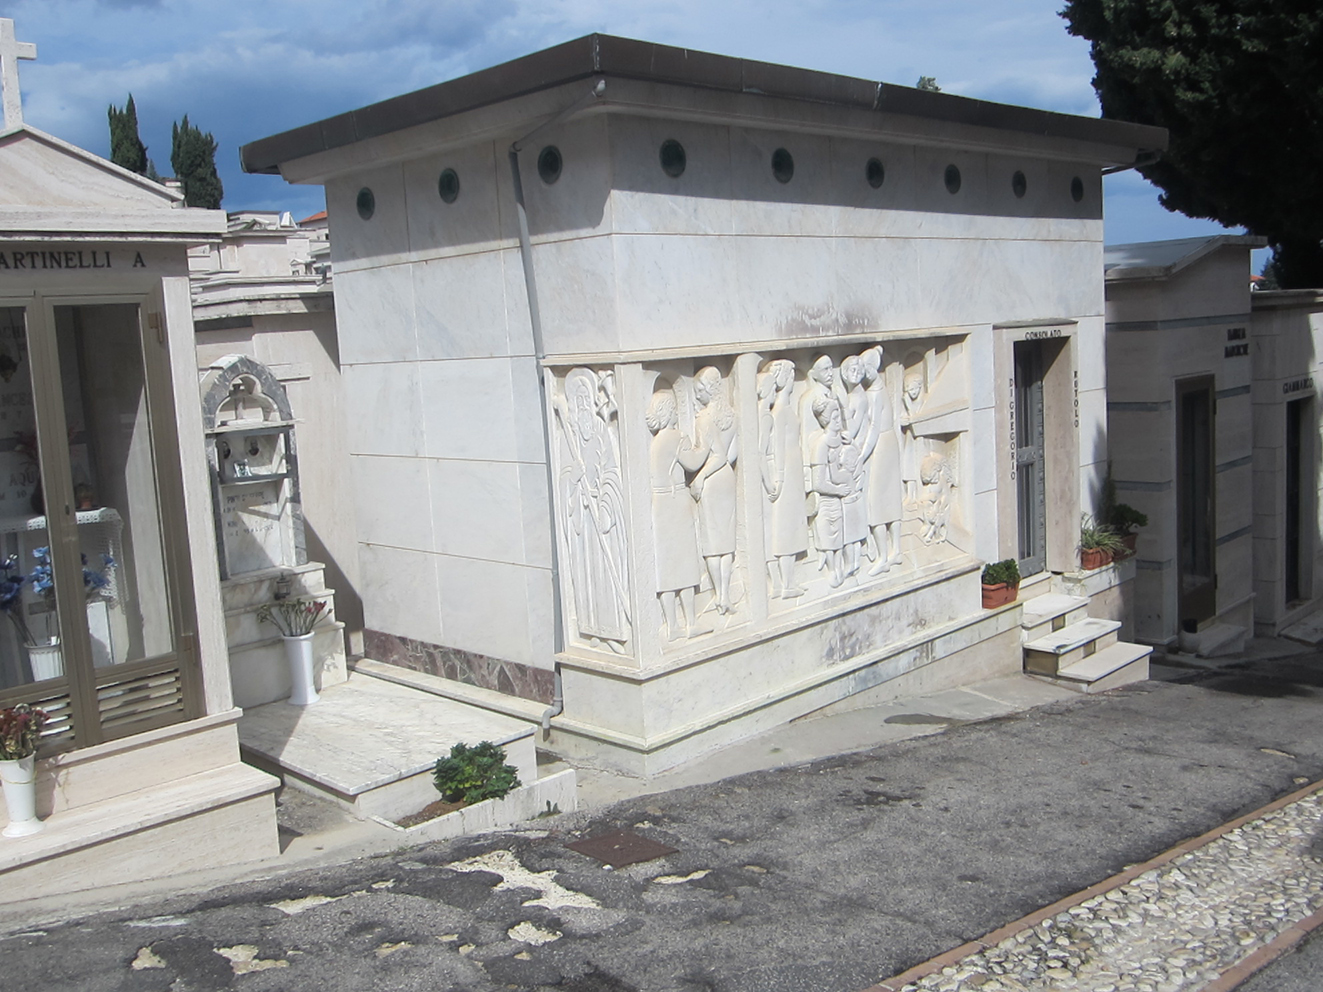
[980,559,1021,586]
[1109,503,1148,534]
[433,741,521,805]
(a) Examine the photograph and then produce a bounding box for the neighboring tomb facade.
[244,36,1163,772]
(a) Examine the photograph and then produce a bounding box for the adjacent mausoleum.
[243,35,1166,773]
[0,20,278,896]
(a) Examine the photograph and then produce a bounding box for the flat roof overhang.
[241,34,1168,179]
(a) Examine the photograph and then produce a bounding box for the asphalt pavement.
[3,642,1323,992]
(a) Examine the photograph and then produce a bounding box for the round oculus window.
[866,158,885,189]
[1012,170,1027,198]
[944,164,962,194]
[355,187,375,220]
[660,139,686,178]
[1071,176,1085,202]
[771,147,794,184]
[438,168,460,204]
[538,146,563,185]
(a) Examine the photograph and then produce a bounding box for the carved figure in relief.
[807,395,853,588]
[555,368,630,646]
[646,387,710,642]
[839,355,871,577]
[900,369,927,505]
[690,366,738,615]
[919,450,953,545]
[760,359,807,599]
[861,346,903,573]
[799,355,843,468]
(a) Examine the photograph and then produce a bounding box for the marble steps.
[1023,618,1122,675]
[1019,593,1090,644]
[1028,641,1152,694]
[237,670,542,822]
[1177,622,1248,658]
[0,760,278,896]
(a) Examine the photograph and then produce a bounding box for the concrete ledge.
[368,768,578,842]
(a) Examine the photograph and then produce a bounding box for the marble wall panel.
[418,356,539,463]
[326,164,411,267]
[731,236,848,338]
[335,265,418,365]
[412,252,512,361]
[517,462,553,569]
[1078,387,1109,482]
[342,362,424,457]
[359,543,443,646]
[436,555,537,666]
[832,236,923,334]
[607,115,734,236]
[611,234,739,351]
[353,454,434,553]
[1076,316,1107,393]
[403,141,508,257]
[517,115,613,243]
[1217,393,1253,463]
[429,458,527,565]
[973,489,998,564]
[364,630,554,701]
[729,128,835,237]
[970,405,998,495]
[1216,464,1253,540]
[530,235,620,357]
[827,138,918,239]
[911,147,990,225]
[1216,534,1253,609]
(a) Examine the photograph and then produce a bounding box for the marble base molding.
[364,629,555,704]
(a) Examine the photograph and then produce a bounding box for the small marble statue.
[760,359,807,599]
[900,369,926,505]
[690,366,739,615]
[919,450,953,545]
[861,346,903,572]
[646,387,710,641]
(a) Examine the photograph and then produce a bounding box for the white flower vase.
[28,638,62,682]
[1,754,42,838]
[283,633,319,706]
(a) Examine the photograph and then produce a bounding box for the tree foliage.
[170,115,224,210]
[107,95,148,175]
[916,76,941,92]
[1061,1,1323,288]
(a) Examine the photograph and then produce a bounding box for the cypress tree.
[170,115,224,210]
[107,95,148,175]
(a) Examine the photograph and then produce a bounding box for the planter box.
[981,582,1020,609]
[1080,548,1112,571]
[368,769,577,844]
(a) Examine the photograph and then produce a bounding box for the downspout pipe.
[507,78,606,734]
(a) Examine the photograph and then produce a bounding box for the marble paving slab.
[238,671,536,796]
[1281,610,1323,647]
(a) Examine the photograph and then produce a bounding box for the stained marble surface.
[237,671,536,796]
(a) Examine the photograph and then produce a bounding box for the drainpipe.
[507,79,606,735]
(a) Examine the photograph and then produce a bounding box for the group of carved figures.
[554,350,956,651]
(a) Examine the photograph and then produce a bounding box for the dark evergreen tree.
[107,95,148,175]
[1061,2,1323,288]
[170,115,224,210]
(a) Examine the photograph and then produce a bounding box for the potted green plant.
[433,741,521,805]
[257,598,330,706]
[1079,514,1125,570]
[980,559,1021,608]
[1109,503,1148,557]
[0,703,47,838]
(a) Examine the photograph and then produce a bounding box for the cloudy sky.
[11,0,1246,251]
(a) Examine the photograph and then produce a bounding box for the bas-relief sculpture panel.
[549,338,970,660]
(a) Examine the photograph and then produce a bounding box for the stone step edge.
[861,778,1323,992]
[1019,594,1089,627]
[1023,618,1123,655]
[352,658,548,725]
[0,761,278,874]
[1053,642,1153,683]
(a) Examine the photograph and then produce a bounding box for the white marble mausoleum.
[243,36,1167,773]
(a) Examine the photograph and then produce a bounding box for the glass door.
[0,298,199,750]
[1014,341,1047,576]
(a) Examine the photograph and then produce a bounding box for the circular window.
[1070,176,1085,202]
[659,139,686,178]
[538,146,563,185]
[944,164,961,194]
[771,147,794,184]
[1012,170,1027,198]
[866,158,885,189]
[355,187,375,220]
[437,168,460,204]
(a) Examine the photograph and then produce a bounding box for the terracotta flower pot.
[1120,532,1138,556]
[981,581,1019,609]
[1080,547,1111,570]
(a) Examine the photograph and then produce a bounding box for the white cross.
[0,19,35,130]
